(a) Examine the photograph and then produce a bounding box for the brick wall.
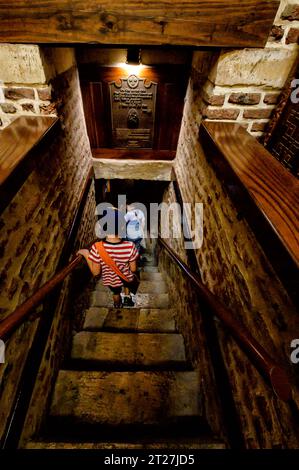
[200,0,299,140]
[173,52,299,447]
[19,181,96,447]
[158,182,226,441]
[74,179,97,252]
[0,45,76,129]
[0,84,56,128]
[0,44,55,128]
[0,61,93,442]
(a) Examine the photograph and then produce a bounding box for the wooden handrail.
[201,122,299,268]
[0,116,59,187]
[0,166,95,343]
[0,255,84,341]
[158,237,292,402]
[1,231,292,401]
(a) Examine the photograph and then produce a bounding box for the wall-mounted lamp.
[126,47,141,66]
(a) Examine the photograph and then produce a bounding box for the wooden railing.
[200,122,299,309]
[0,116,59,187]
[0,168,95,449]
[0,167,95,342]
[0,255,83,341]
[201,122,299,268]
[0,224,292,401]
[158,237,292,402]
[0,116,59,213]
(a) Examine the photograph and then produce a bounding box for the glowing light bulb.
[117,62,144,76]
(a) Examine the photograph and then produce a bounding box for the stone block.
[204,108,240,120]
[4,87,35,100]
[71,331,186,368]
[243,108,273,119]
[0,103,17,113]
[50,370,201,426]
[83,307,176,332]
[37,86,52,101]
[39,103,56,115]
[228,93,261,105]
[263,93,281,104]
[286,27,299,44]
[21,103,35,112]
[209,48,298,88]
[281,4,299,21]
[269,25,284,41]
[250,121,268,132]
[0,44,46,84]
[92,159,174,181]
[202,90,225,106]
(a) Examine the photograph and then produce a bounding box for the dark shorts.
[107,276,140,295]
[107,281,135,295]
[108,285,123,295]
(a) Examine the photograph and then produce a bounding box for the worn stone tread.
[71,332,186,367]
[96,280,168,294]
[142,266,159,272]
[25,440,226,449]
[50,370,201,426]
[91,292,169,308]
[83,307,176,332]
[140,271,164,281]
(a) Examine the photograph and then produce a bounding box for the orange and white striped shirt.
[88,240,139,287]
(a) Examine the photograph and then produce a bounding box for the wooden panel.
[265,61,299,177]
[81,81,111,148]
[268,100,299,177]
[0,1,279,47]
[79,65,189,90]
[80,65,188,151]
[0,116,58,186]
[155,82,185,150]
[201,122,299,268]
[92,148,175,160]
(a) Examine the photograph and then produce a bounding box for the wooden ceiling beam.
[0,1,279,47]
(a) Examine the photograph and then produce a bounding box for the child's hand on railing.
[77,249,90,260]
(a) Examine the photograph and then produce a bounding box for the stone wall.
[158,182,226,442]
[74,179,97,251]
[200,0,299,140]
[0,45,76,129]
[174,49,299,447]
[19,181,96,447]
[0,54,93,443]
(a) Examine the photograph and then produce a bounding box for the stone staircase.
[26,247,225,449]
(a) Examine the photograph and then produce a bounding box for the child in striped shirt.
[77,209,139,308]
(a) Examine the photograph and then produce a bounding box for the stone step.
[96,280,168,294]
[140,271,164,281]
[142,266,159,272]
[140,258,158,267]
[50,370,201,427]
[25,439,226,449]
[70,332,186,368]
[83,307,176,332]
[91,292,169,309]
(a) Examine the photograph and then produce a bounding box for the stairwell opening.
[44,174,227,447]
[77,46,194,158]
[2,37,298,451]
